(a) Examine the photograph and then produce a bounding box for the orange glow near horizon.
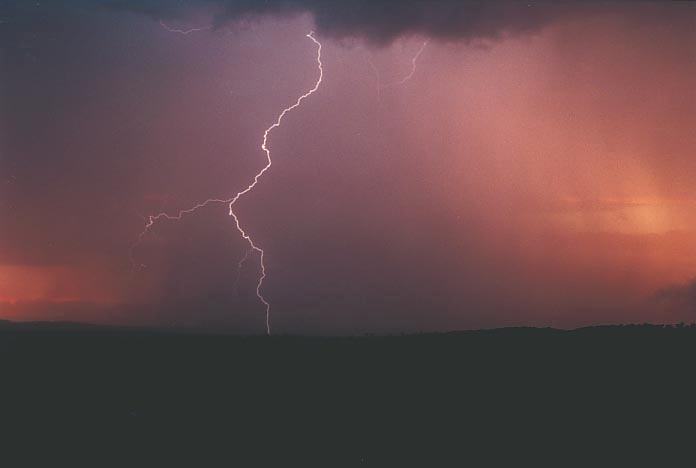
[0,265,118,306]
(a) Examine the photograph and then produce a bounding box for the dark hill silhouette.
[1,320,695,465]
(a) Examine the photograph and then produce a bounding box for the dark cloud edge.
[103,0,681,45]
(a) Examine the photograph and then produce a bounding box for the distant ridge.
[0,319,692,336]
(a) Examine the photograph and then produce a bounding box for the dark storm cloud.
[105,0,591,44]
[2,0,684,55]
[106,0,695,45]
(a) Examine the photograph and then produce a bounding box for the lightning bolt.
[228,31,323,335]
[132,31,324,335]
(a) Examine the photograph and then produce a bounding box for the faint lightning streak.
[159,19,212,35]
[370,40,428,96]
[393,40,428,86]
[367,56,382,104]
[233,248,253,294]
[227,31,323,335]
[132,31,323,336]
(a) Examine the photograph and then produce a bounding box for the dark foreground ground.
[2,321,696,465]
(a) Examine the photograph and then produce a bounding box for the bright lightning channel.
[133,31,324,336]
